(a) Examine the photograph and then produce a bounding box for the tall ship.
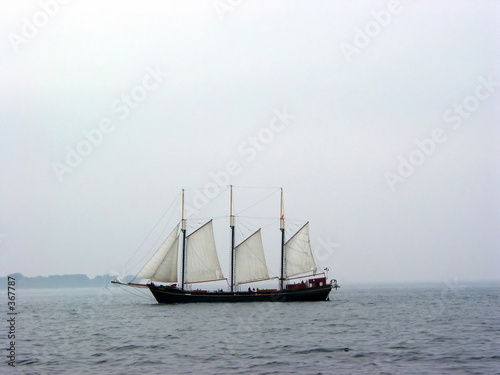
[112,186,339,303]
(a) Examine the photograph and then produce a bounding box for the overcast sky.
[1,0,499,284]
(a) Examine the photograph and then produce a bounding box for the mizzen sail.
[235,229,270,284]
[136,224,179,283]
[284,222,318,277]
[185,220,224,283]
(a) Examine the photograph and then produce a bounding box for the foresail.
[284,222,318,278]
[235,229,270,284]
[136,224,179,283]
[185,220,224,283]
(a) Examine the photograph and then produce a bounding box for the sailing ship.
[112,186,339,303]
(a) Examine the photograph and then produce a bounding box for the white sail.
[136,224,179,283]
[285,222,318,277]
[186,220,224,283]
[235,229,270,284]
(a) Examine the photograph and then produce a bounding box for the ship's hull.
[148,284,332,304]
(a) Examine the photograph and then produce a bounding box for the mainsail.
[185,220,224,283]
[284,222,318,277]
[235,229,269,284]
[136,224,179,283]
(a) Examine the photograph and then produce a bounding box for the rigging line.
[182,185,230,191]
[150,207,181,246]
[284,227,296,241]
[185,224,223,280]
[287,222,310,242]
[130,287,155,301]
[232,185,282,190]
[234,220,248,237]
[261,218,279,230]
[114,284,155,301]
[185,185,230,220]
[239,232,270,271]
[234,217,256,236]
[132,222,179,280]
[185,219,214,233]
[234,188,281,216]
[234,223,248,244]
[129,201,181,278]
[122,192,181,275]
[238,215,278,220]
[285,217,310,223]
[189,250,220,274]
[285,220,304,231]
[193,215,227,222]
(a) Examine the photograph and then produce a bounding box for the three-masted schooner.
[112,186,338,303]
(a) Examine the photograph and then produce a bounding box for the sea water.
[3,283,499,374]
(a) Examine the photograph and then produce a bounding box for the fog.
[1,1,498,284]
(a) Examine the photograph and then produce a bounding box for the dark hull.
[148,284,332,304]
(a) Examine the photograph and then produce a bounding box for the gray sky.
[1,0,499,284]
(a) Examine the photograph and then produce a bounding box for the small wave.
[16,358,40,366]
[129,359,166,367]
[147,344,168,350]
[389,345,409,350]
[162,334,180,340]
[294,347,351,354]
[108,344,143,352]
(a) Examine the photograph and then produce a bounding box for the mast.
[181,189,187,291]
[280,188,285,291]
[230,185,235,292]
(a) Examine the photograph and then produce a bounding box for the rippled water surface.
[5,283,500,374]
